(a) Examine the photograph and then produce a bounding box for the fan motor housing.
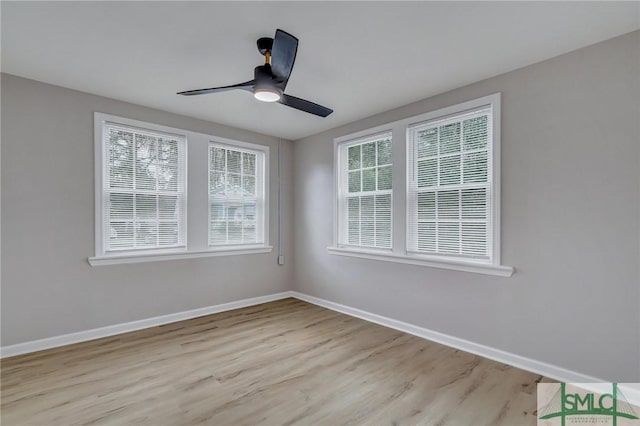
[254,64,282,98]
[254,65,274,82]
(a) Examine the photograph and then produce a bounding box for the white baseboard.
[0,291,295,358]
[290,291,605,384]
[0,289,609,385]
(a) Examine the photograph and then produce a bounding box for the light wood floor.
[1,298,550,425]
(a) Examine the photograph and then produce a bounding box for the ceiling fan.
[178,29,333,118]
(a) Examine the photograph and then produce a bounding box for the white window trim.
[90,113,271,266]
[88,246,273,266]
[327,246,513,277]
[329,94,514,277]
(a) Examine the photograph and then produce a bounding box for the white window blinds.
[209,143,265,246]
[338,133,393,249]
[407,107,493,260]
[104,124,186,252]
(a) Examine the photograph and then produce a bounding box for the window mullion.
[435,187,439,253]
[374,141,378,246]
[224,149,228,244]
[132,138,138,249]
[240,153,244,242]
[155,137,160,248]
[458,189,462,256]
[359,145,363,246]
[390,123,404,255]
[460,119,465,256]
[358,196,362,246]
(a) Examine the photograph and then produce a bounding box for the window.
[331,94,512,276]
[336,133,393,249]
[407,106,493,260]
[101,122,186,253]
[92,113,271,265]
[209,143,266,247]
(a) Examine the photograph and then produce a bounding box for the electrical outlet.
[278,255,285,265]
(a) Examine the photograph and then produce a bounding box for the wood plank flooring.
[1,298,550,425]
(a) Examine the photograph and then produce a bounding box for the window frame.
[406,104,497,264]
[335,130,394,251]
[334,127,394,250]
[94,114,188,259]
[330,94,513,277]
[91,113,271,266]
[207,139,269,250]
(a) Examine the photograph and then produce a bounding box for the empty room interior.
[1,2,639,425]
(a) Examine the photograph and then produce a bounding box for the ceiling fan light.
[254,88,281,102]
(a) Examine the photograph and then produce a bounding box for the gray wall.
[292,31,640,382]
[1,73,294,346]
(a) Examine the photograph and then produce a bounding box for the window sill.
[89,246,273,266]
[326,246,514,277]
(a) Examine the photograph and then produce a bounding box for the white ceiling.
[2,2,638,140]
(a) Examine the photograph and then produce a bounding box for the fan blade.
[177,80,255,96]
[271,29,298,86]
[279,94,333,117]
